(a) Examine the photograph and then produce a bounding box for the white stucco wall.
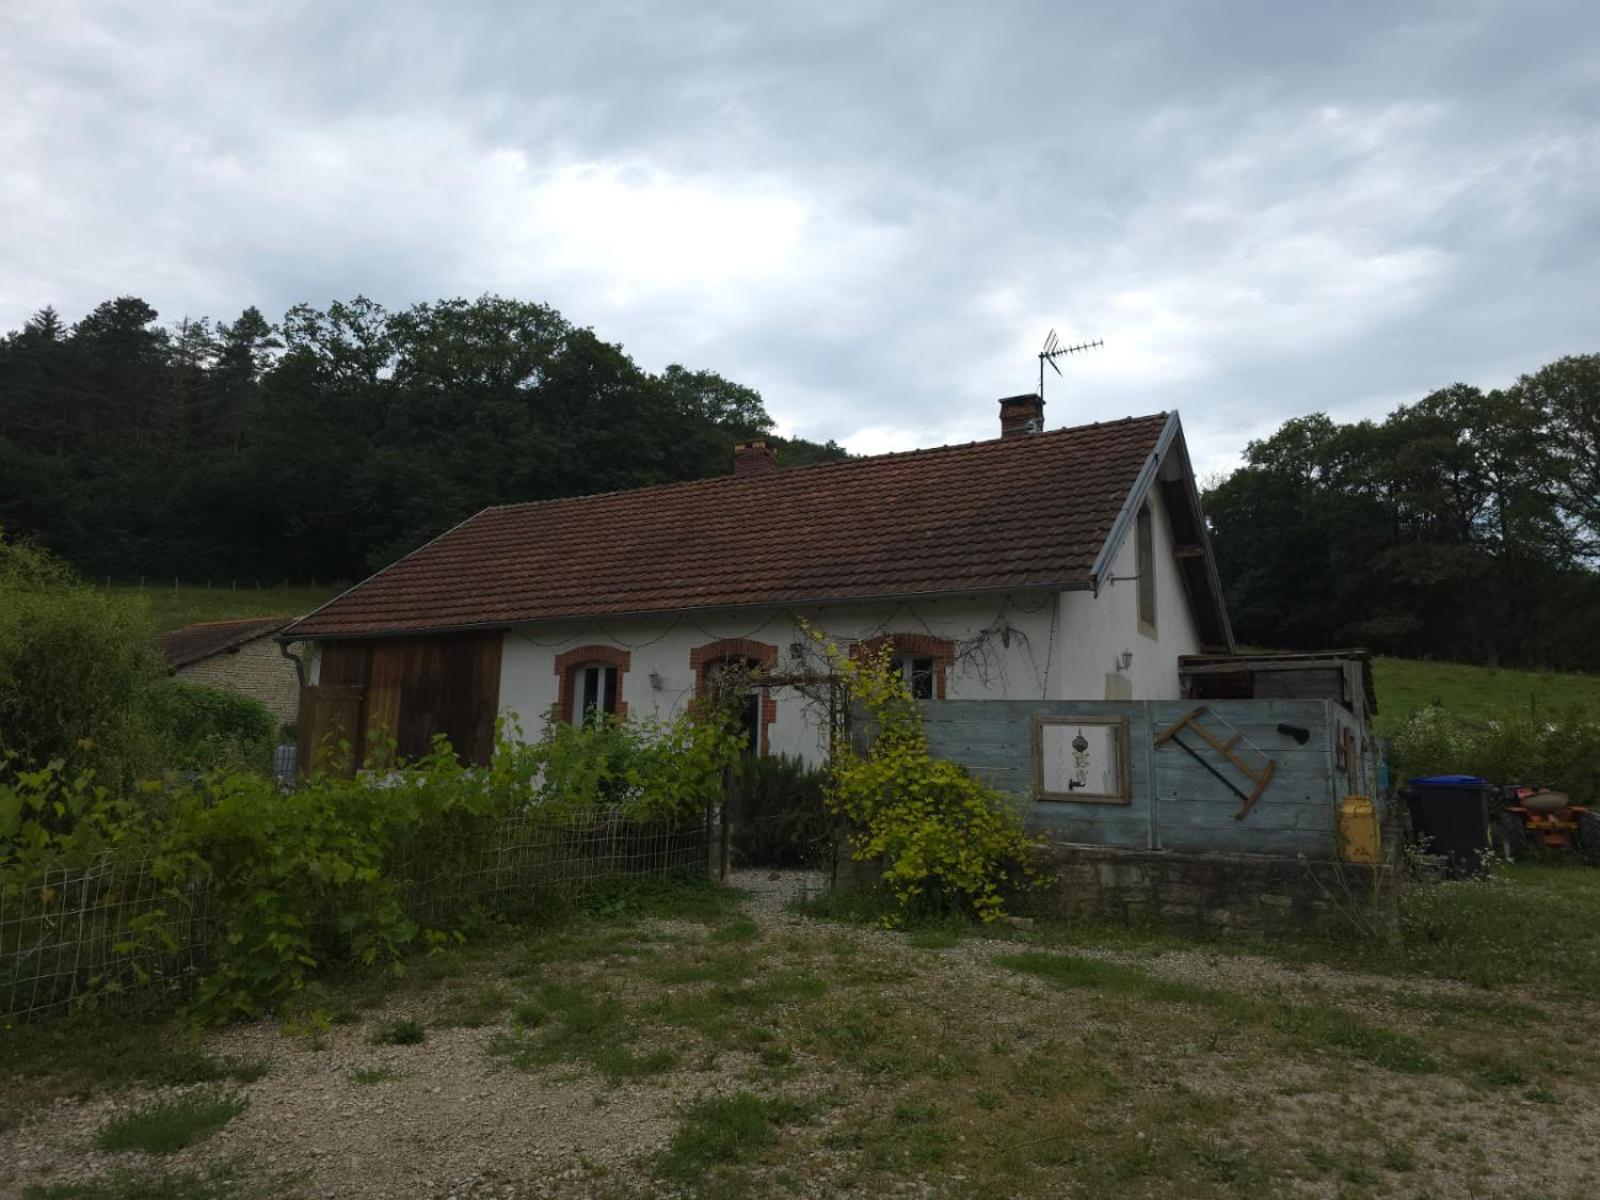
[498,594,1062,763]
[498,497,1203,763]
[1056,464,1202,700]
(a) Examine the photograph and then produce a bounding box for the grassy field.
[109,585,341,633]
[6,868,1599,1200]
[1374,655,1600,730]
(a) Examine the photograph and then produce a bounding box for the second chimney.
[998,393,1045,438]
[733,440,779,476]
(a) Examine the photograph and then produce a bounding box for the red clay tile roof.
[157,616,293,669]
[284,414,1173,639]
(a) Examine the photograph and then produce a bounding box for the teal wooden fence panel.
[917,698,1340,858]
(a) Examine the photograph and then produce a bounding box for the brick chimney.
[733,440,779,476]
[998,393,1045,438]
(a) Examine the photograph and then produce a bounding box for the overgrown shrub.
[3,707,742,1022]
[0,531,281,788]
[0,529,167,783]
[521,707,744,820]
[727,753,832,868]
[145,681,277,775]
[1388,705,1600,803]
[815,630,1038,924]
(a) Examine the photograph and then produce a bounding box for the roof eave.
[1087,412,1182,590]
[1085,412,1236,653]
[274,579,1095,643]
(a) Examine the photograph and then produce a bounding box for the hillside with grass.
[112,585,340,633]
[1373,656,1600,732]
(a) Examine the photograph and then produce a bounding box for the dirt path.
[5,871,1599,1200]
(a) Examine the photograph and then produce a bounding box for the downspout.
[278,638,307,687]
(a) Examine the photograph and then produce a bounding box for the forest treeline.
[1203,353,1600,671]
[2,295,1596,671]
[0,295,846,582]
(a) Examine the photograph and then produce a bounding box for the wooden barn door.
[295,633,503,775]
[295,685,367,777]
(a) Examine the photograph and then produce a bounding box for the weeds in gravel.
[488,980,677,1080]
[997,951,1439,1076]
[1,1019,261,1096]
[96,1091,247,1155]
[21,1158,277,1200]
[349,1066,399,1085]
[657,1092,817,1183]
[434,983,512,1028]
[369,1018,426,1046]
[1,1018,267,1136]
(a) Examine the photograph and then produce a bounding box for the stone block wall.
[175,635,301,727]
[1018,841,1398,935]
[830,832,1399,936]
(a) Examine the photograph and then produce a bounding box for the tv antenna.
[1038,330,1103,401]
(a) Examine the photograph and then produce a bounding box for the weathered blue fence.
[920,699,1375,859]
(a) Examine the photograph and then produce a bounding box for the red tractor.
[1494,784,1600,865]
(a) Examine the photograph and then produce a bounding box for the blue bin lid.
[1409,774,1489,787]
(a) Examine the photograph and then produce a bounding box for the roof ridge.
[486,411,1172,517]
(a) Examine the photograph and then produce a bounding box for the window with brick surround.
[690,638,777,755]
[854,634,955,700]
[554,645,631,724]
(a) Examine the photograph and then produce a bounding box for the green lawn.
[109,585,341,633]
[1373,655,1600,731]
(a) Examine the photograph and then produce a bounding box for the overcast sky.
[3,1,1596,474]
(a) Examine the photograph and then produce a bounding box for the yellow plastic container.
[1339,795,1380,864]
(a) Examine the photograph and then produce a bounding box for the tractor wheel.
[1576,812,1600,868]
[1496,812,1537,863]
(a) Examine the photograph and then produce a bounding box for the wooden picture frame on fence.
[1033,715,1132,805]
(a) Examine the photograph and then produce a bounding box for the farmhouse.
[157,615,298,725]
[278,395,1233,770]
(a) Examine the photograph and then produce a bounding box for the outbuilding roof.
[283,411,1229,644]
[157,616,293,670]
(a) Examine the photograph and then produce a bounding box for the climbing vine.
[810,627,1039,924]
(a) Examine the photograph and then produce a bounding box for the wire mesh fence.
[0,807,710,1021]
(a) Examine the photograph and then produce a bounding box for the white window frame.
[574,662,618,724]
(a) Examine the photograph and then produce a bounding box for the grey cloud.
[2,0,1597,475]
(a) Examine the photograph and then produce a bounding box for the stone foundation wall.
[830,833,1399,936]
[1018,841,1398,935]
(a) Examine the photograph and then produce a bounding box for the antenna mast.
[1038,331,1104,401]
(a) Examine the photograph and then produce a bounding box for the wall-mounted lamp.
[649,670,664,692]
[1116,649,1133,672]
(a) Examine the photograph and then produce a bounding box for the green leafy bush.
[1388,705,1600,803]
[0,533,280,789]
[523,707,742,821]
[145,681,277,774]
[0,529,166,784]
[4,707,742,1023]
[815,631,1038,924]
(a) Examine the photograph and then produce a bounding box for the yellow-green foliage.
[814,630,1037,924]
